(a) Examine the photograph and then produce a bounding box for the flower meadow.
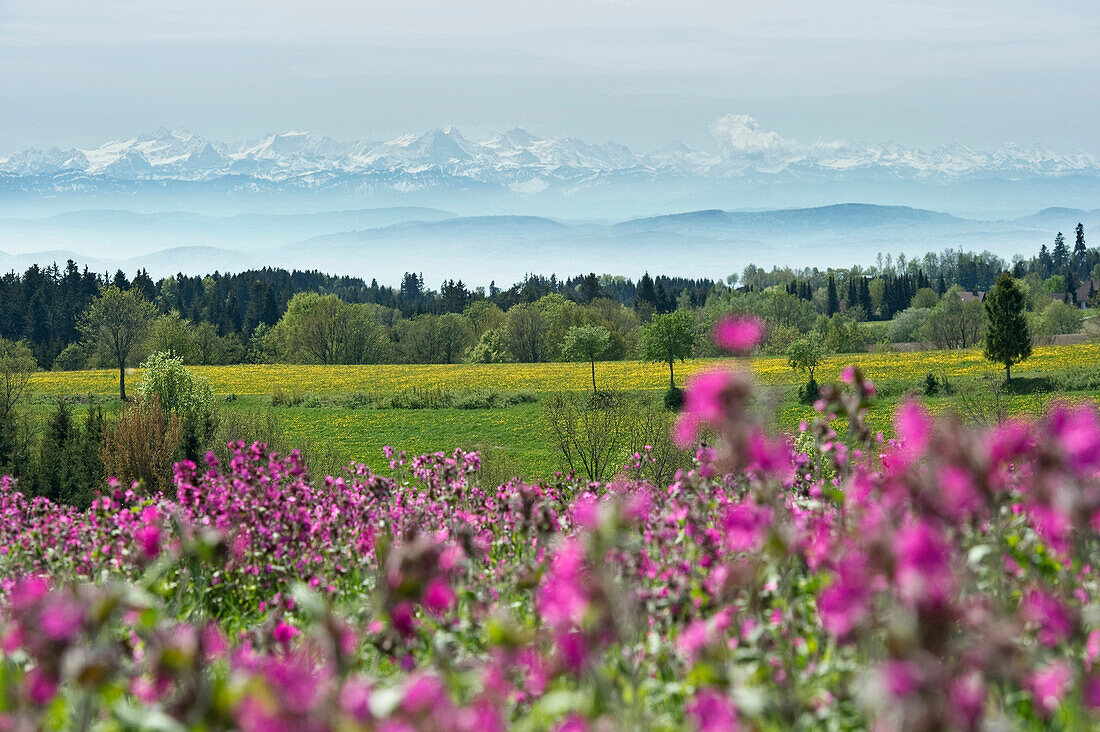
[27,342,1100,398]
[3,321,1100,730]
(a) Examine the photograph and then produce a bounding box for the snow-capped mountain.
[3,117,1097,189]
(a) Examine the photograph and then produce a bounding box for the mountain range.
[2,204,1096,286]
[3,118,1100,218]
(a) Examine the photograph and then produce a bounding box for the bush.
[271,387,305,407]
[100,395,182,493]
[888,307,932,343]
[136,352,217,460]
[50,342,88,371]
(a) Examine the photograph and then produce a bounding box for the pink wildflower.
[1029,661,1073,715]
[423,578,456,616]
[713,314,764,353]
[687,688,739,732]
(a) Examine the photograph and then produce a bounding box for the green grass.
[22,343,1100,479]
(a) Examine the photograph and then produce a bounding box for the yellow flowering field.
[28,342,1100,398]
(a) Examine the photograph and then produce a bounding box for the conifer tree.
[826,275,840,316]
[1074,223,1087,275]
[1052,232,1069,272]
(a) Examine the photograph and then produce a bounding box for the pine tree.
[34,399,74,502]
[983,273,1031,382]
[1052,232,1069,272]
[1074,223,1087,275]
[1038,244,1053,278]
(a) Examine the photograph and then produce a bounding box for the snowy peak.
[2,116,1098,191]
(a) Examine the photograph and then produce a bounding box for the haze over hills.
[1,203,1094,286]
[3,118,1100,218]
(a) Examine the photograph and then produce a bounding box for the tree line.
[0,227,1094,385]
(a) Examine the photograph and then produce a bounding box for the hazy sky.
[2,0,1098,154]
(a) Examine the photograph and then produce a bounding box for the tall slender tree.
[825,275,840,316]
[983,273,1031,382]
[1052,232,1069,272]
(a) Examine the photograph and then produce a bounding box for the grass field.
[24,342,1100,478]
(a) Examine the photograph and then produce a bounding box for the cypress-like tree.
[983,273,1031,382]
[825,275,840,316]
[859,278,873,315]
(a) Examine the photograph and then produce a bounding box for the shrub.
[136,352,217,460]
[100,395,182,493]
[271,387,305,407]
[50,342,88,371]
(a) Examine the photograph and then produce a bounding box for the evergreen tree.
[635,272,657,311]
[983,273,1031,382]
[579,273,602,304]
[1038,244,1053,278]
[131,269,157,303]
[1065,270,1080,306]
[34,400,74,502]
[111,269,130,290]
[1074,223,1087,275]
[825,275,840,316]
[859,278,873,315]
[1052,232,1069,272]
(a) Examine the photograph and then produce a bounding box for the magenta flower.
[817,556,870,637]
[272,621,300,646]
[687,688,739,732]
[555,714,589,732]
[401,674,446,714]
[555,629,589,673]
[339,678,373,722]
[1021,589,1073,647]
[23,668,57,705]
[882,660,921,698]
[538,539,588,630]
[1029,661,1072,714]
[677,619,711,661]
[673,370,732,448]
[948,671,986,727]
[713,314,764,353]
[1048,404,1100,472]
[722,501,773,553]
[894,519,953,605]
[422,578,456,616]
[893,401,933,458]
[40,597,84,642]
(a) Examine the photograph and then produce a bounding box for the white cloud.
[708,114,807,158]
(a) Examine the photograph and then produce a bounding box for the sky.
[1,0,1099,154]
